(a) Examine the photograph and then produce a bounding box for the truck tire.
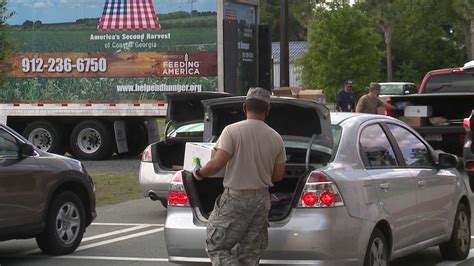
[36,191,85,255]
[23,120,65,155]
[70,120,114,160]
[125,121,148,156]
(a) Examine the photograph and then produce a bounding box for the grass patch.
[90,169,141,207]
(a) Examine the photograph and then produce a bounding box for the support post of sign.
[280,0,289,88]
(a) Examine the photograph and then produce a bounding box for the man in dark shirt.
[336,80,356,112]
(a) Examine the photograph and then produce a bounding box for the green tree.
[391,0,464,83]
[260,0,317,41]
[361,0,399,81]
[300,4,381,101]
[452,0,474,60]
[0,0,13,87]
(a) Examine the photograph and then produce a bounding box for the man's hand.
[192,164,204,181]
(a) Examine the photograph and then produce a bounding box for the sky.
[7,0,217,25]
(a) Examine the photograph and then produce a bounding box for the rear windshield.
[380,84,404,95]
[423,72,474,93]
[380,84,416,95]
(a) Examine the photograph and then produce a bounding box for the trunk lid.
[202,96,333,150]
[165,92,231,125]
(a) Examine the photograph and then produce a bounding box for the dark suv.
[0,124,96,255]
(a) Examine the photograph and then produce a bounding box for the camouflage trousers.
[206,188,271,266]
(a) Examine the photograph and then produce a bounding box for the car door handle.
[418,180,426,187]
[379,183,390,190]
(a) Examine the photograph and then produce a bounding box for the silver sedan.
[164,105,470,265]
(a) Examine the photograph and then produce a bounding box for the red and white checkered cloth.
[97,0,161,31]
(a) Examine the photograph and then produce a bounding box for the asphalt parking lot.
[1,156,474,266]
[0,196,474,266]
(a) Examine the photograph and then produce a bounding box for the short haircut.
[245,98,269,113]
[369,82,381,92]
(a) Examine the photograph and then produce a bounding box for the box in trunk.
[297,90,326,104]
[183,142,225,177]
[399,116,427,127]
[404,105,433,117]
[272,87,302,98]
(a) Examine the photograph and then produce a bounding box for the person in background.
[356,82,397,114]
[193,87,286,265]
[336,80,356,112]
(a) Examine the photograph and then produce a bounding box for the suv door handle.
[418,180,426,187]
[379,183,390,190]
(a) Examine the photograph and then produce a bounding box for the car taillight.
[466,161,474,171]
[141,145,152,162]
[464,118,471,129]
[385,98,392,116]
[168,171,190,207]
[453,68,465,73]
[297,171,344,208]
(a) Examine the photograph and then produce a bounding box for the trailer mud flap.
[146,118,160,144]
[114,120,128,153]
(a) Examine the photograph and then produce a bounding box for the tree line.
[261,0,471,101]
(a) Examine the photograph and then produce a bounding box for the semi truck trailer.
[0,0,267,160]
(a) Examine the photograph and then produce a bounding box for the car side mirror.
[437,153,459,169]
[19,143,35,157]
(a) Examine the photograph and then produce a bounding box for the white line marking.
[56,255,169,262]
[75,227,164,252]
[91,222,164,226]
[82,225,151,242]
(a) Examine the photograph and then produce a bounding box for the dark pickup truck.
[385,63,474,156]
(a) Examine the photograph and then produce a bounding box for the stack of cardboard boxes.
[272,87,326,104]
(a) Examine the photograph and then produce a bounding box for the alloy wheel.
[457,211,470,253]
[369,237,387,266]
[55,202,81,245]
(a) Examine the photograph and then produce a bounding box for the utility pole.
[280,0,289,87]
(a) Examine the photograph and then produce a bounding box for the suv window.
[423,72,474,93]
[387,124,433,167]
[360,124,398,167]
[0,129,19,157]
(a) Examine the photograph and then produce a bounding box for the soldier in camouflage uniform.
[193,87,286,265]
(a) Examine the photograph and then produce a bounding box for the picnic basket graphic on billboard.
[97,0,161,31]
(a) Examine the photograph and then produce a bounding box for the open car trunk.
[390,93,474,155]
[183,97,333,222]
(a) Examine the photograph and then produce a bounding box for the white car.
[138,92,230,207]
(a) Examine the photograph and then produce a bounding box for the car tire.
[70,120,114,160]
[363,228,389,266]
[23,120,65,155]
[439,203,471,260]
[160,199,168,208]
[36,191,86,255]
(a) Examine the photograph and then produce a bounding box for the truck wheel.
[70,120,114,160]
[125,121,148,156]
[36,191,85,255]
[23,120,64,155]
[439,203,471,260]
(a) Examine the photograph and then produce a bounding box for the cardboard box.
[183,142,225,177]
[404,106,432,117]
[297,90,326,104]
[272,87,302,98]
[399,116,427,127]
